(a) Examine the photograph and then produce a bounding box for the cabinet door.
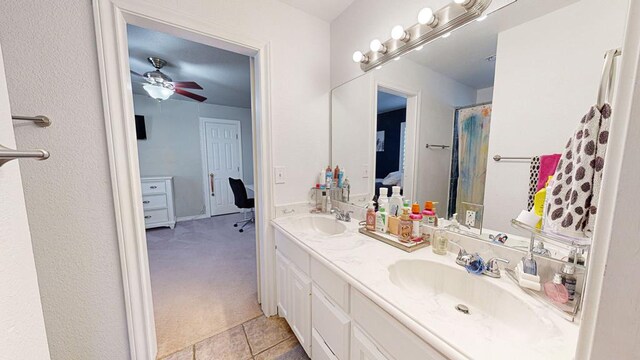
[289,264,312,356]
[351,325,392,360]
[275,250,290,320]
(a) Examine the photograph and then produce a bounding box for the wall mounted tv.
[135,115,147,140]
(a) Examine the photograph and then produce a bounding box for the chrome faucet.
[449,242,473,266]
[483,257,510,278]
[331,208,353,222]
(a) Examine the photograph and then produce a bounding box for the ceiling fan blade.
[130,70,145,78]
[172,81,203,90]
[175,88,207,102]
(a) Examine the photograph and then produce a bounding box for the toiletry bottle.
[398,208,412,243]
[342,177,350,201]
[378,187,389,208]
[568,249,586,266]
[422,201,436,226]
[334,165,340,182]
[338,169,344,188]
[432,228,448,255]
[522,252,538,275]
[402,199,411,214]
[431,202,439,227]
[561,264,577,301]
[544,273,569,304]
[325,165,333,189]
[366,201,376,231]
[410,203,423,241]
[375,204,388,233]
[389,186,403,217]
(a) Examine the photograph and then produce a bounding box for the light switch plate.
[274,166,286,184]
[465,210,476,227]
[362,164,369,178]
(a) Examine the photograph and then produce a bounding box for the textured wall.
[0,1,131,359]
[134,95,253,218]
[0,0,330,358]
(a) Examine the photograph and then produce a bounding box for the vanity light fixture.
[352,51,369,64]
[351,0,491,72]
[476,14,488,21]
[418,7,437,27]
[391,25,410,42]
[370,39,388,54]
[441,32,451,39]
[415,45,424,51]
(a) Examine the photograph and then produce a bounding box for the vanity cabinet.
[351,325,391,360]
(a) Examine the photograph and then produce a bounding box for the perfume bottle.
[544,273,569,304]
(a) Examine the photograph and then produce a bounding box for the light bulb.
[369,39,386,53]
[441,32,451,39]
[415,45,424,51]
[143,83,174,101]
[476,14,487,22]
[352,51,368,63]
[454,0,474,7]
[375,65,383,70]
[394,56,401,61]
[418,8,436,26]
[391,25,409,41]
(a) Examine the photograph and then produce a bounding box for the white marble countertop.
[272,214,579,360]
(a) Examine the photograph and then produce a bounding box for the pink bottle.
[544,273,569,304]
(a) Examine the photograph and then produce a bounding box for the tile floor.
[160,314,309,360]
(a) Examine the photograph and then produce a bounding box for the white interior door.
[0,43,51,359]
[203,119,243,216]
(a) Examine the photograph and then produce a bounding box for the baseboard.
[176,214,209,222]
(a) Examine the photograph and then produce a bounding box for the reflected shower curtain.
[448,104,492,218]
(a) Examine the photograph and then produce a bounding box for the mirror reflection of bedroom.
[375,89,407,209]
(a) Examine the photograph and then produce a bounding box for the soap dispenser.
[410,203,423,241]
[398,208,412,243]
[365,201,376,231]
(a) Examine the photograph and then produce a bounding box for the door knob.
[210,173,215,196]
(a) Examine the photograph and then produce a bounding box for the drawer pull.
[150,186,158,189]
[143,200,150,204]
[144,215,151,219]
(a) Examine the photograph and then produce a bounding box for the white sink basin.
[388,259,550,340]
[290,216,348,236]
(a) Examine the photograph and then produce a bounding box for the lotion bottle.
[389,186,403,217]
[398,208,412,243]
[375,203,388,233]
[366,201,376,231]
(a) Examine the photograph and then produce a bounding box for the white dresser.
[141,176,176,229]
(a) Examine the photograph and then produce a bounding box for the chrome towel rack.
[426,144,450,149]
[0,114,52,167]
[12,115,51,127]
[493,155,532,162]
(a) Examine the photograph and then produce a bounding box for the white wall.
[476,86,494,103]
[332,58,476,209]
[483,0,630,232]
[134,95,253,218]
[0,0,330,358]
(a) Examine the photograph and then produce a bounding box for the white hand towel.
[544,104,612,238]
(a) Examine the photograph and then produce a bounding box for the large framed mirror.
[330,0,615,262]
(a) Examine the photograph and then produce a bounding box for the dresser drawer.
[141,181,166,195]
[144,209,169,225]
[312,329,339,360]
[142,194,167,210]
[311,257,349,312]
[312,285,350,360]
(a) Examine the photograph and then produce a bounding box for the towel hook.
[597,48,621,109]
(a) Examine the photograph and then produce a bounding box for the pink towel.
[536,154,561,191]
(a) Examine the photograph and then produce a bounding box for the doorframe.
[373,81,421,201]
[199,118,244,217]
[92,1,276,359]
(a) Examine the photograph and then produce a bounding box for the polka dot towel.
[544,104,612,238]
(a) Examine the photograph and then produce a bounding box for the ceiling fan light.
[143,83,174,101]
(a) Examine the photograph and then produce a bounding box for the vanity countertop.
[272,214,579,360]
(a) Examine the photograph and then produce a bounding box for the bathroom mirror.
[330,0,607,260]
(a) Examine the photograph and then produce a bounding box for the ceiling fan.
[130,57,207,102]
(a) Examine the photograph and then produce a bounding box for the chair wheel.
[234,224,238,227]
[239,229,244,233]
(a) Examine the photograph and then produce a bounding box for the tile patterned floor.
[160,315,310,360]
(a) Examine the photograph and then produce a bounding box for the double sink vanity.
[272,214,578,359]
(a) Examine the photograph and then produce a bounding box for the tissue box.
[388,216,399,235]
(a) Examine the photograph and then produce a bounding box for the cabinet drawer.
[312,285,350,360]
[275,229,310,275]
[141,181,166,195]
[312,329,339,360]
[144,209,169,225]
[311,257,349,312]
[351,289,446,360]
[142,194,167,210]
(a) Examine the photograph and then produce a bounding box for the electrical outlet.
[362,164,369,178]
[465,210,476,227]
[274,166,286,184]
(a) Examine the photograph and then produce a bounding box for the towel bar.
[12,115,51,127]
[493,155,532,161]
[426,144,450,149]
[0,144,50,167]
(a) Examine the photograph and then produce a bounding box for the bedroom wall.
[476,86,494,103]
[483,0,630,232]
[133,94,253,219]
[0,0,330,358]
[375,108,405,179]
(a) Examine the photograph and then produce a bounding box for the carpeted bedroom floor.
[146,213,263,359]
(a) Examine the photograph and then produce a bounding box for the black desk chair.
[228,178,255,233]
